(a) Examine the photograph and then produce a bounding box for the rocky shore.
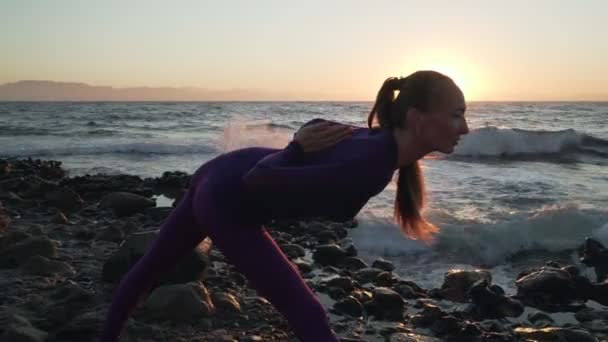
[1,158,607,342]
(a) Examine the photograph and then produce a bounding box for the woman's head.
[367,70,469,242]
[368,70,469,154]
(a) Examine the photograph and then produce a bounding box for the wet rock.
[470,279,523,319]
[579,237,608,282]
[440,269,492,302]
[19,255,76,276]
[292,259,313,274]
[367,287,404,321]
[389,332,441,341]
[353,267,384,284]
[528,311,555,326]
[45,188,84,211]
[44,280,98,327]
[515,266,582,309]
[279,243,305,259]
[317,231,339,244]
[394,282,426,299]
[0,236,57,268]
[0,230,31,249]
[0,313,48,342]
[312,244,349,266]
[326,276,355,292]
[141,281,215,322]
[333,296,363,317]
[513,327,597,342]
[430,315,462,336]
[96,225,125,243]
[575,307,608,322]
[50,310,103,342]
[411,304,446,327]
[374,271,397,287]
[211,292,241,313]
[338,256,368,271]
[51,211,69,224]
[99,191,155,217]
[372,258,394,272]
[0,203,10,232]
[101,230,210,285]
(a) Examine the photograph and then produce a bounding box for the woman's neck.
[391,128,431,169]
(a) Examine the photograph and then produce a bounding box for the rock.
[240,336,263,342]
[0,231,31,249]
[102,230,210,285]
[142,281,214,322]
[0,236,57,268]
[390,333,442,341]
[325,276,355,292]
[99,192,155,217]
[579,237,608,282]
[575,307,608,322]
[51,211,69,224]
[372,258,394,272]
[353,267,384,284]
[513,327,598,342]
[528,311,555,326]
[0,324,48,342]
[440,269,492,302]
[312,244,349,266]
[515,266,582,309]
[350,289,373,304]
[338,257,368,271]
[317,231,339,244]
[430,315,462,336]
[45,188,84,211]
[279,243,306,259]
[144,206,173,222]
[394,283,425,299]
[0,312,48,342]
[292,259,313,274]
[333,296,363,317]
[19,255,76,276]
[96,225,125,243]
[50,310,103,342]
[411,304,446,327]
[374,271,396,287]
[0,204,10,232]
[469,279,523,319]
[211,292,241,313]
[367,287,404,321]
[45,280,98,327]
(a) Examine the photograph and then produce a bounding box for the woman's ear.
[405,107,423,135]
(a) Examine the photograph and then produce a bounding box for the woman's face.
[418,83,469,154]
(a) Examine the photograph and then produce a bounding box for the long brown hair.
[367,70,453,242]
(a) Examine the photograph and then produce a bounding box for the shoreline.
[1,157,607,341]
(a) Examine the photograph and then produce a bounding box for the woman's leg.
[99,188,208,342]
[203,219,339,342]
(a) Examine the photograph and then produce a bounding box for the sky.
[1,0,607,101]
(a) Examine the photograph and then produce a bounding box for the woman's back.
[199,126,397,224]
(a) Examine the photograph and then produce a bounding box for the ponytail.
[367,71,450,242]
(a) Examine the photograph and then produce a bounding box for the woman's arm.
[242,139,377,193]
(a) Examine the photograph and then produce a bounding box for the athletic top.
[202,119,398,224]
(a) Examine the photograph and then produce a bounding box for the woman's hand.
[293,121,354,152]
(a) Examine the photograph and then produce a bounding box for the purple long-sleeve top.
[203,119,399,224]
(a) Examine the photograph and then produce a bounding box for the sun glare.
[402,57,483,101]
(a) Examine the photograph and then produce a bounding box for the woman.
[99,70,469,342]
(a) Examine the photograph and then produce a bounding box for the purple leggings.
[98,169,339,342]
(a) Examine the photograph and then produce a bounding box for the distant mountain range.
[0,80,330,101]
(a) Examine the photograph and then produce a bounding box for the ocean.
[1,101,607,292]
